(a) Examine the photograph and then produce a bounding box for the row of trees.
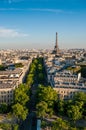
[11,59,38,121]
[11,58,42,122]
[23,57,56,118]
[36,88,86,122]
[12,84,30,123]
[26,57,45,84]
[26,59,37,85]
[36,57,45,84]
[0,58,44,119]
[11,57,44,122]
[56,92,86,121]
[34,58,86,123]
[42,117,86,130]
[0,58,42,130]
[36,86,86,129]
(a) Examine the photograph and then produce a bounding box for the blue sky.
[0,0,86,49]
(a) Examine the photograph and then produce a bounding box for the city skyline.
[0,0,86,49]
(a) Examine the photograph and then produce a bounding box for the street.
[19,84,37,130]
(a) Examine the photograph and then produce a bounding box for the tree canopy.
[12,103,28,121]
[36,85,58,118]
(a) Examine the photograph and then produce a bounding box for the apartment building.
[44,52,86,100]
[0,68,23,84]
[0,57,32,104]
[53,71,86,99]
[0,82,17,104]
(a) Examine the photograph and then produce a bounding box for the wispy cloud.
[0,28,28,38]
[7,0,24,4]
[0,8,74,14]
[30,8,63,13]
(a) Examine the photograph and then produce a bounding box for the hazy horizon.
[0,0,86,49]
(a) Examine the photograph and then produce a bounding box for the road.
[20,112,37,130]
[19,84,37,130]
[20,58,47,130]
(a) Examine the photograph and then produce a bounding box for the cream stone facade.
[0,59,32,104]
[44,50,86,100]
[0,82,16,104]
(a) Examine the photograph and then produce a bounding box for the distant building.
[44,35,86,100]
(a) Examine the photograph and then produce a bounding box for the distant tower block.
[54,32,59,54]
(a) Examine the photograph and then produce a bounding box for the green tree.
[13,124,19,130]
[14,90,29,106]
[14,85,29,106]
[57,100,65,115]
[73,92,86,118]
[73,92,86,102]
[36,101,48,118]
[12,103,28,121]
[67,105,82,121]
[38,73,44,81]
[52,118,69,130]
[0,103,8,113]
[0,123,12,130]
[26,76,34,85]
[0,65,6,70]
[36,85,58,117]
[47,108,54,117]
[38,64,42,71]
[37,85,57,104]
